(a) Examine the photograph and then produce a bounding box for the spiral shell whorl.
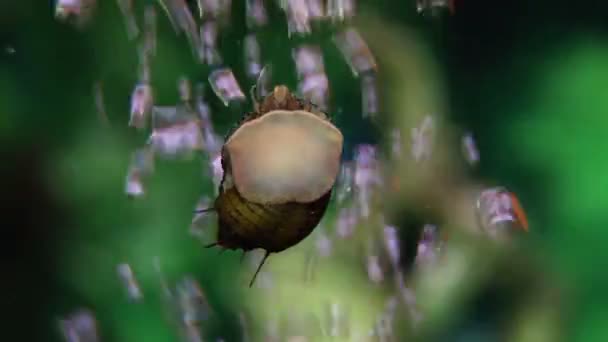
[215,180,332,252]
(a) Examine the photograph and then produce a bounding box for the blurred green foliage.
[505,38,608,342]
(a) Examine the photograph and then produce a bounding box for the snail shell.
[215,86,343,251]
[207,85,343,285]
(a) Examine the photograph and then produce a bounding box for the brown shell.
[225,110,343,204]
[214,183,332,252]
[208,85,343,285]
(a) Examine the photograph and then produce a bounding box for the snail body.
[202,85,344,286]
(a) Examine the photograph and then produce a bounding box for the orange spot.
[509,193,529,232]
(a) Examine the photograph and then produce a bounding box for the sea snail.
[197,85,344,287]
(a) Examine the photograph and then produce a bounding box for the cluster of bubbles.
[54,0,530,341]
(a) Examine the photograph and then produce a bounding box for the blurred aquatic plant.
[501,38,608,342]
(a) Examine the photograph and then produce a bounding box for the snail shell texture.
[204,85,344,287]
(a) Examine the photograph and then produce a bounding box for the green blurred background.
[2,0,608,341]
